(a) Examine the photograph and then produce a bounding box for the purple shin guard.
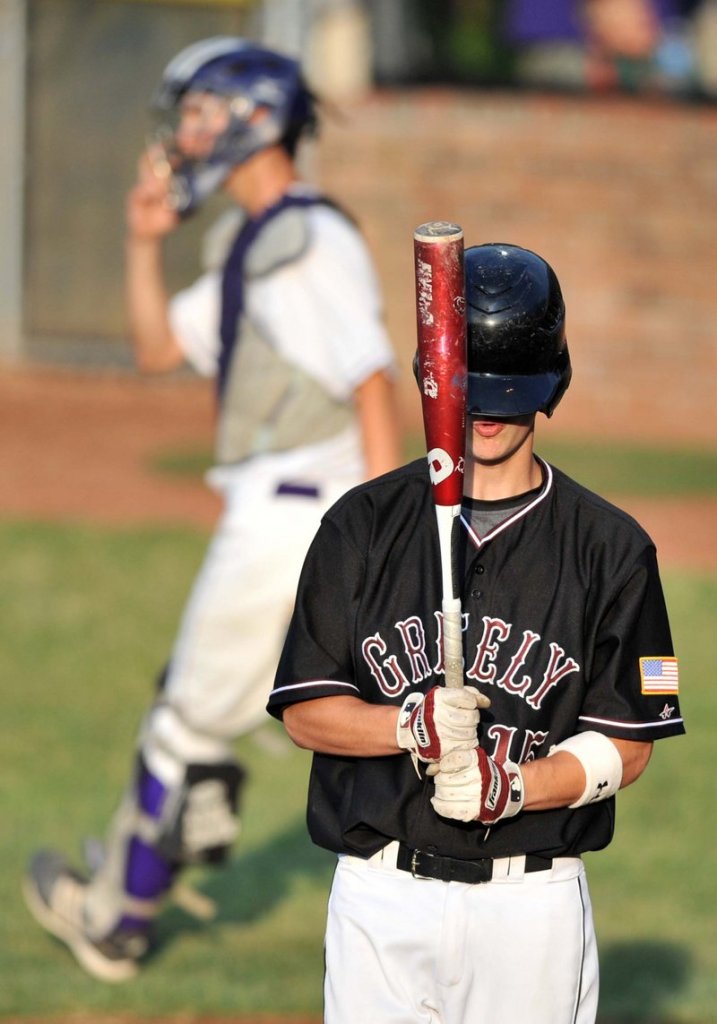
[120,764,176,931]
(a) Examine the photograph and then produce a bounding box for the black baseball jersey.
[267,456,684,861]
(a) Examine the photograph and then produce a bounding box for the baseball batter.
[23,37,399,981]
[268,243,685,1024]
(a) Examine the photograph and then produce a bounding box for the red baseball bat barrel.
[413,222,467,507]
[414,222,466,688]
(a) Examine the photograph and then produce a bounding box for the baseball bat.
[413,221,467,689]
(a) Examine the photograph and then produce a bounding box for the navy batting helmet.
[465,243,571,418]
[151,37,317,214]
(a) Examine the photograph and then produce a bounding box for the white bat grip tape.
[442,599,464,688]
[548,731,624,808]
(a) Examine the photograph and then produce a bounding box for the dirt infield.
[1,365,714,572]
[1,368,221,529]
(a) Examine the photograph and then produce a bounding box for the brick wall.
[317,90,717,447]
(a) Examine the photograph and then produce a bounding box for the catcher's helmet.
[151,37,317,214]
[465,243,571,418]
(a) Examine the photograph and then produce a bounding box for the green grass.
[1,521,715,1021]
[151,435,717,499]
[535,439,717,497]
[585,572,717,1022]
[151,446,215,480]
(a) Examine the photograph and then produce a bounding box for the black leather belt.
[396,843,553,884]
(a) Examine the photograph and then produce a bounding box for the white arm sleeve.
[548,731,624,807]
[168,270,222,378]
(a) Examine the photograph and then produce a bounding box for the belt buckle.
[410,848,437,880]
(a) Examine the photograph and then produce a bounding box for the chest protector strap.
[217,193,355,463]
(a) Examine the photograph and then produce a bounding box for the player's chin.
[470,435,530,466]
[471,419,534,460]
[472,449,515,467]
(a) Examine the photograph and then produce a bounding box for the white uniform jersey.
[169,188,395,485]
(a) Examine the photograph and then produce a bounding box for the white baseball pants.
[140,430,364,781]
[159,477,327,743]
[324,843,599,1024]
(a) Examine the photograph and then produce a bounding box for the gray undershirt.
[462,478,545,539]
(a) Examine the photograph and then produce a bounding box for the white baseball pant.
[324,843,599,1024]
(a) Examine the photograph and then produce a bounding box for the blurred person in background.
[22,36,401,982]
[503,0,700,94]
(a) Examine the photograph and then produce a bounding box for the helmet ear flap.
[543,352,572,417]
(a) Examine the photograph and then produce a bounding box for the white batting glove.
[430,747,524,825]
[396,685,490,764]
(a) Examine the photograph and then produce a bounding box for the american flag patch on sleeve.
[640,657,679,695]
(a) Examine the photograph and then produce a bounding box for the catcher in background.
[267,243,685,1023]
[23,37,400,981]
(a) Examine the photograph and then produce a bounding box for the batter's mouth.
[474,421,505,438]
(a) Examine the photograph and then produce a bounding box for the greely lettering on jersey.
[361,611,580,711]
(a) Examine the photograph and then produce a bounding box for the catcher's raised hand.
[397,685,490,764]
[125,148,180,242]
[430,747,524,825]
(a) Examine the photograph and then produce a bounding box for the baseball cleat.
[22,849,148,983]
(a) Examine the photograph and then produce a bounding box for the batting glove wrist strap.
[396,685,488,763]
[548,731,623,807]
[430,747,524,825]
[396,692,425,774]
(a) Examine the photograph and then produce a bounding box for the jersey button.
[471,589,482,599]
[475,565,485,575]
